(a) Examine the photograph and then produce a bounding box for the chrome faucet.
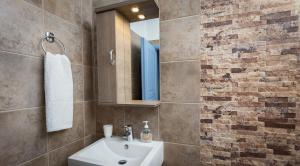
[123,125,133,141]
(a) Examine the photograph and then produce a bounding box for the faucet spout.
[123,125,133,141]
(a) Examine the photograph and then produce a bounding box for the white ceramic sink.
[68,137,164,166]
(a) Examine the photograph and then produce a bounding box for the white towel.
[45,52,73,132]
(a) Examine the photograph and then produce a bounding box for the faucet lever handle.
[124,125,129,131]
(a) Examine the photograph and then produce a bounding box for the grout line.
[157,106,160,139]
[0,101,87,113]
[47,137,84,154]
[82,0,86,141]
[163,141,201,148]
[43,10,80,28]
[22,0,43,10]
[41,1,49,165]
[0,106,45,113]
[160,59,200,63]
[160,14,201,23]
[81,0,84,67]
[16,152,48,166]
[0,50,43,60]
[83,102,86,141]
[159,101,202,105]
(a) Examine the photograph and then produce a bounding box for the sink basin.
[68,137,164,166]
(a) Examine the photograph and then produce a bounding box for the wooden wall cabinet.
[96,10,132,104]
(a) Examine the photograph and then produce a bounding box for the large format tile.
[0,0,43,56]
[44,0,81,25]
[164,143,200,166]
[84,135,97,147]
[125,107,159,140]
[160,61,200,103]
[81,0,93,66]
[0,52,44,111]
[19,154,48,166]
[48,103,84,151]
[159,0,200,20]
[92,67,98,101]
[160,16,201,62]
[49,139,84,166]
[96,106,125,137]
[160,103,200,145]
[24,0,42,8]
[84,66,94,101]
[84,102,96,137]
[0,108,47,166]
[72,65,84,102]
[81,0,92,31]
[44,12,82,64]
[82,28,93,66]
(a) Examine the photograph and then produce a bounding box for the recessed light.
[131,7,139,13]
[138,14,145,20]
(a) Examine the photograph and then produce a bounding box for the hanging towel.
[45,52,73,132]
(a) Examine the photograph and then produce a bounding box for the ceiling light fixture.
[131,7,139,13]
[138,14,145,20]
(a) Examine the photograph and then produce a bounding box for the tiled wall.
[96,106,160,140]
[95,0,299,165]
[160,0,300,166]
[0,0,96,166]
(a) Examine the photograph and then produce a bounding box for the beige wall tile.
[160,103,200,145]
[19,154,48,166]
[44,0,81,25]
[164,143,200,166]
[124,107,159,140]
[82,0,93,31]
[72,65,84,102]
[84,102,96,136]
[0,108,47,166]
[49,139,84,166]
[48,103,84,151]
[44,12,82,64]
[84,135,97,147]
[0,52,44,111]
[160,61,200,103]
[82,0,93,66]
[0,0,95,165]
[25,0,43,8]
[82,29,93,66]
[96,106,125,137]
[84,66,94,101]
[159,0,200,20]
[160,16,201,62]
[0,0,43,56]
[92,67,98,101]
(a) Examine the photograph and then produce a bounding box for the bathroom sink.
[68,137,164,166]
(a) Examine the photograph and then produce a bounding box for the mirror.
[130,18,160,101]
[95,0,160,105]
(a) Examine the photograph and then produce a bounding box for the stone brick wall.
[199,0,299,165]
[159,0,299,165]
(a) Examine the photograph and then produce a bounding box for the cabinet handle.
[109,49,115,65]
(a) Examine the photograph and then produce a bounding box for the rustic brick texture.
[199,0,300,165]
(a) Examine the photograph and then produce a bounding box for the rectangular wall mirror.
[95,0,160,107]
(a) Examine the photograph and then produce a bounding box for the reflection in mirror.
[130,18,160,101]
[95,0,160,105]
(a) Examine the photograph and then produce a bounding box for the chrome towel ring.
[41,32,66,55]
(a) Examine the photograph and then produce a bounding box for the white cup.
[103,124,113,138]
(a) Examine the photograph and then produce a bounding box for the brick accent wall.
[199,0,300,165]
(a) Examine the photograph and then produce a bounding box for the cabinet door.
[96,11,117,103]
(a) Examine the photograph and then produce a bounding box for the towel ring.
[41,32,66,55]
